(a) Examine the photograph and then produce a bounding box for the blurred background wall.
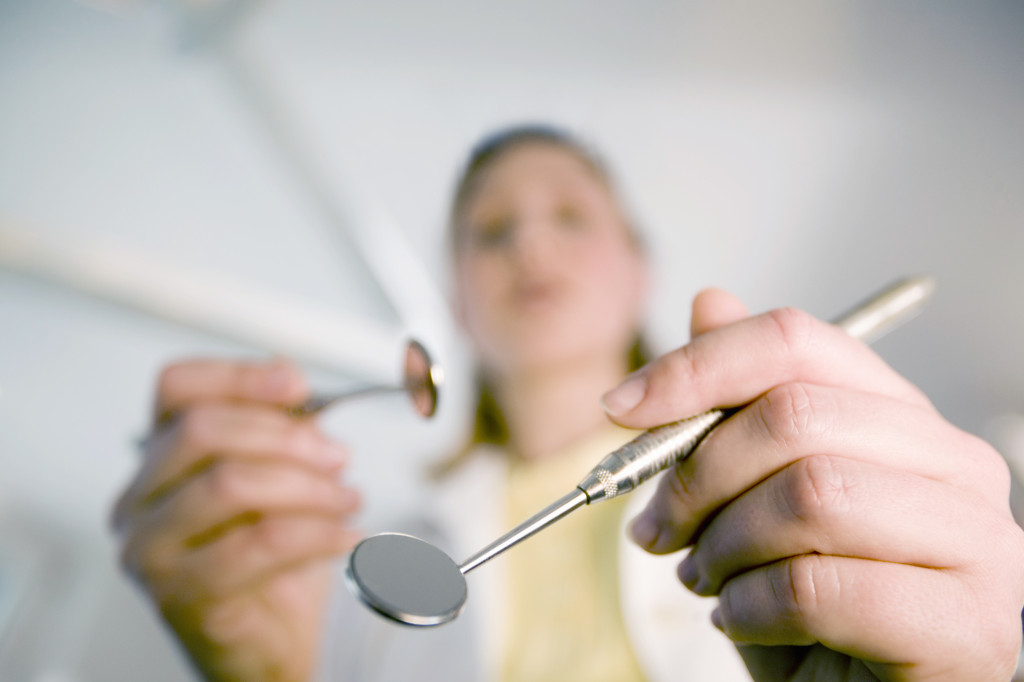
[1,1,1022,679]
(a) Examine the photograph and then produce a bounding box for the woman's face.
[453,142,648,377]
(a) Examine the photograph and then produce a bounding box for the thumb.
[601,288,749,420]
[690,288,750,338]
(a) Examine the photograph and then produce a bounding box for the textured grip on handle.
[578,409,728,503]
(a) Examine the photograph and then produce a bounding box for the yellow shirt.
[500,425,647,682]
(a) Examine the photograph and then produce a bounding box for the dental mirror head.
[345,533,467,626]
[403,339,442,418]
[290,339,443,418]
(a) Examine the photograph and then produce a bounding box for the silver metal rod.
[458,489,589,574]
[830,275,935,343]
[286,385,403,417]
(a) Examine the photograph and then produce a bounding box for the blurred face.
[453,142,648,377]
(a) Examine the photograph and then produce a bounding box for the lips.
[512,279,566,309]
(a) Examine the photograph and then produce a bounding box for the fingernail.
[711,607,724,632]
[602,375,647,417]
[678,553,699,589]
[628,509,660,549]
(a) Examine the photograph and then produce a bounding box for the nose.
[507,218,557,271]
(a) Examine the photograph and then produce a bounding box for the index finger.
[154,358,309,423]
[602,306,931,429]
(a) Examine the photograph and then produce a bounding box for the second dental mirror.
[291,339,442,419]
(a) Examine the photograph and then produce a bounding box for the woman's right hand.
[112,359,362,682]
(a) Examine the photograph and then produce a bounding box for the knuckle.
[756,382,822,448]
[178,406,221,454]
[963,592,1024,680]
[765,307,817,359]
[987,456,1013,506]
[657,343,706,396]
[253,517,293,554]
[994,522,1024,600]
[958,518,1024,675]
[989,619,1024,676]
[967,435,1013,501]
[943,428,1016,507]
[782,554,835,628]
[998,617,1024,671]
[783,455,852,525]
[205,461,253,508]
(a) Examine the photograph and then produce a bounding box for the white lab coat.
[319,447,750,681]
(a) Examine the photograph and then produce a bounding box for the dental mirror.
[345,486,587,627]
[345,533,468,626]
[288,339,442,419]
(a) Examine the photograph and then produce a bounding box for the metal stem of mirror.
[286,339,442,419]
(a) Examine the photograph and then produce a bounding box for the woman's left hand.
[602,289,1024,681]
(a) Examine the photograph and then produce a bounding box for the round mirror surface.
[345,533,467,627]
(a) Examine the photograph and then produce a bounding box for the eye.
[468,216,514,250]
[555,204,585,229]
